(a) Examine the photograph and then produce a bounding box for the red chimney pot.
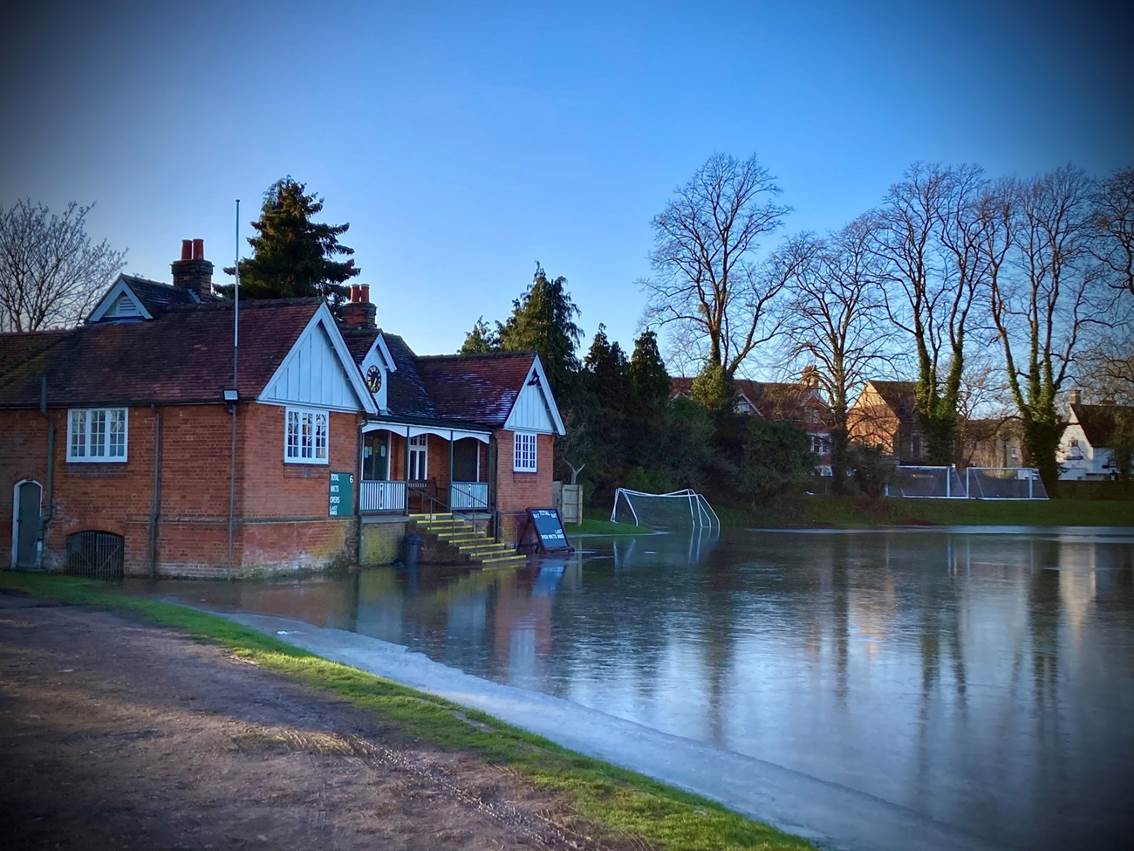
[192,238,204,260]
[180,239,193,260]
[359,284,370,303]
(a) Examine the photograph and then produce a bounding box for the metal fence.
[64,531,124,579]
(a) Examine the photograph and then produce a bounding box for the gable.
[504,358,566,435]
[88,277,153,323]
[359,333,397,412]
[259,307,376,413]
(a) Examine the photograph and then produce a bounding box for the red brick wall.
[493,429,555,544]
[1,402,361,577]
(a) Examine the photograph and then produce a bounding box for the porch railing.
[450,481,489,510]
[360,480,407,513]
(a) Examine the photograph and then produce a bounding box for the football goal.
[885,465,967,499]
[964,467,1049,500]
[611,488,720,529]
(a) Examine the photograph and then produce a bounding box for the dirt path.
[0,594,615,850]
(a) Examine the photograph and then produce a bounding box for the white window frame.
[66,407,128,463]
[513,431,537,473]
[408,434,428,481]
[284,406,330,465]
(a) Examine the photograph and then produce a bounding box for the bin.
[402,532,423,566]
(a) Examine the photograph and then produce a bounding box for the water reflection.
[138,528,1134,850]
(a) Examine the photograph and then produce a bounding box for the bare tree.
[642,153,793,378]
[0,199,126,332]
[985,167,1114,489]
[870,163,991,464]
[785,217,893,490]
[1090,166,1134,296]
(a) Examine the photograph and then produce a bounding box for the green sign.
[329,472,354,517]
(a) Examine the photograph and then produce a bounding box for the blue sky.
[2,1,1130,367]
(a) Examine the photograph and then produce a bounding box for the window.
[513,432,537,472]
[67,408,128,462]
[285,407,329,464]
[408,434,428,480]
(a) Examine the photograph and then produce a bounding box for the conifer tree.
[228,177,360,309]
[459,317,500,353]
[498,263,582,392]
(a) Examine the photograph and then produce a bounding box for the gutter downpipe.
[39,377,54,569]
[149,406,162,577]
[226,199,240,580]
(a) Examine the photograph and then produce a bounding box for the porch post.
[403,426,411,516]
[448,430,454,510]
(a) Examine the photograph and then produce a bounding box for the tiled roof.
[120,275,222,315]
[868,381,917,415]
[416,352,535,427]
[0,331,68,383]
[671,376,830,421]
[380,333,438,420]
[1072,403,1134,448]
[0,299,321,408]
[340,328,379,364]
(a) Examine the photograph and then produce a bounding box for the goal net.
[885,466,966,498]
[611,488,720,529]
[965,467,1049,500]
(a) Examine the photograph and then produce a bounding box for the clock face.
[366,365,382,393]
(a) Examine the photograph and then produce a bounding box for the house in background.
[671,377,833,474]
[954,417,1024,469]
[2,241,564,577]
[1057,393,1133,480]
[847,380,928,464]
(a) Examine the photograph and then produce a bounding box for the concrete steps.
[409,514,526,570]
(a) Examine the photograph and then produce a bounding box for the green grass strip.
[0,571,811,851]
[572,517,655,537]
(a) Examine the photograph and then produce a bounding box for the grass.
[718,495,1134,529]
[0,571,811,851]
[571,516,655,537]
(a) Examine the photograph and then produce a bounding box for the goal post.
[611,488,720,529]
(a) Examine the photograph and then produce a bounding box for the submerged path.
[216,609,1009,851]
[0,595,612,850]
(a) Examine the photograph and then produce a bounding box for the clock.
[366,365,382,393]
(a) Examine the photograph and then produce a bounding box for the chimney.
[342,283,376,329]
[1069,388,1081,406]
[171,238,213,297]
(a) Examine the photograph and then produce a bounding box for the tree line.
[3,160,1131,497]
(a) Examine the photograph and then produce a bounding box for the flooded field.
[137,527,1134,850]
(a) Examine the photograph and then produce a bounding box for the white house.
[1057,399,1133,480]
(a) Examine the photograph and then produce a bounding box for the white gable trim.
[374,333,397,373]
[87,276,153,323]
[503,355,566,436]
[258,303,378,415]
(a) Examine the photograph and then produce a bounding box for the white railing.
[450,481,489,510]
[360,480,407,513]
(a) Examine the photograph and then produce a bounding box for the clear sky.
[2,0,1130,366]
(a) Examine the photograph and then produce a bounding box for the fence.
[64,531,124,579]
[885,465,1048,500]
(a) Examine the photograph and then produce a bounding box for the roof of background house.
[866,380,917,415]
[1072,403,1134,448]
[670,376,829,418]
[416,352,536,428]
[0,299,321,408]
[0,330,68,384]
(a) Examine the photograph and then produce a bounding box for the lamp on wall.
[222,388,238,413]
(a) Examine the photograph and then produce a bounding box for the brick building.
[2,241,564,577]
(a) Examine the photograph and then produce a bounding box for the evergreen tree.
[498,263,582,392]
[584,324,630,410]
[689,360,735,415]
[227,177,360,309]
[459,317,500,353]
[628,330,670,411]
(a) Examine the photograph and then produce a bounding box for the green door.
[15,481,41,567]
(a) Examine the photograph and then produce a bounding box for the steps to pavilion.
[408,513,527,569]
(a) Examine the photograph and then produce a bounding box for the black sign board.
[524,508,573,553]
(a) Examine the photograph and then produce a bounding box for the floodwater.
[137,527,1134,850]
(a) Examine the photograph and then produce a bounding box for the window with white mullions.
[285,407,329,464]
[513,432,537,472]
[66,407,128,462]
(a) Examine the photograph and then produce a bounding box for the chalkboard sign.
[526,508,573,553]
[329,472,354,517]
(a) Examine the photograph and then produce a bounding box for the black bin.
[402,532,423,566]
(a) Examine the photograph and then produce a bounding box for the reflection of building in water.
[491,561,571,685]
[612,528,720,570]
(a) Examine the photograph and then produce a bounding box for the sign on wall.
[329,472,354,517]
